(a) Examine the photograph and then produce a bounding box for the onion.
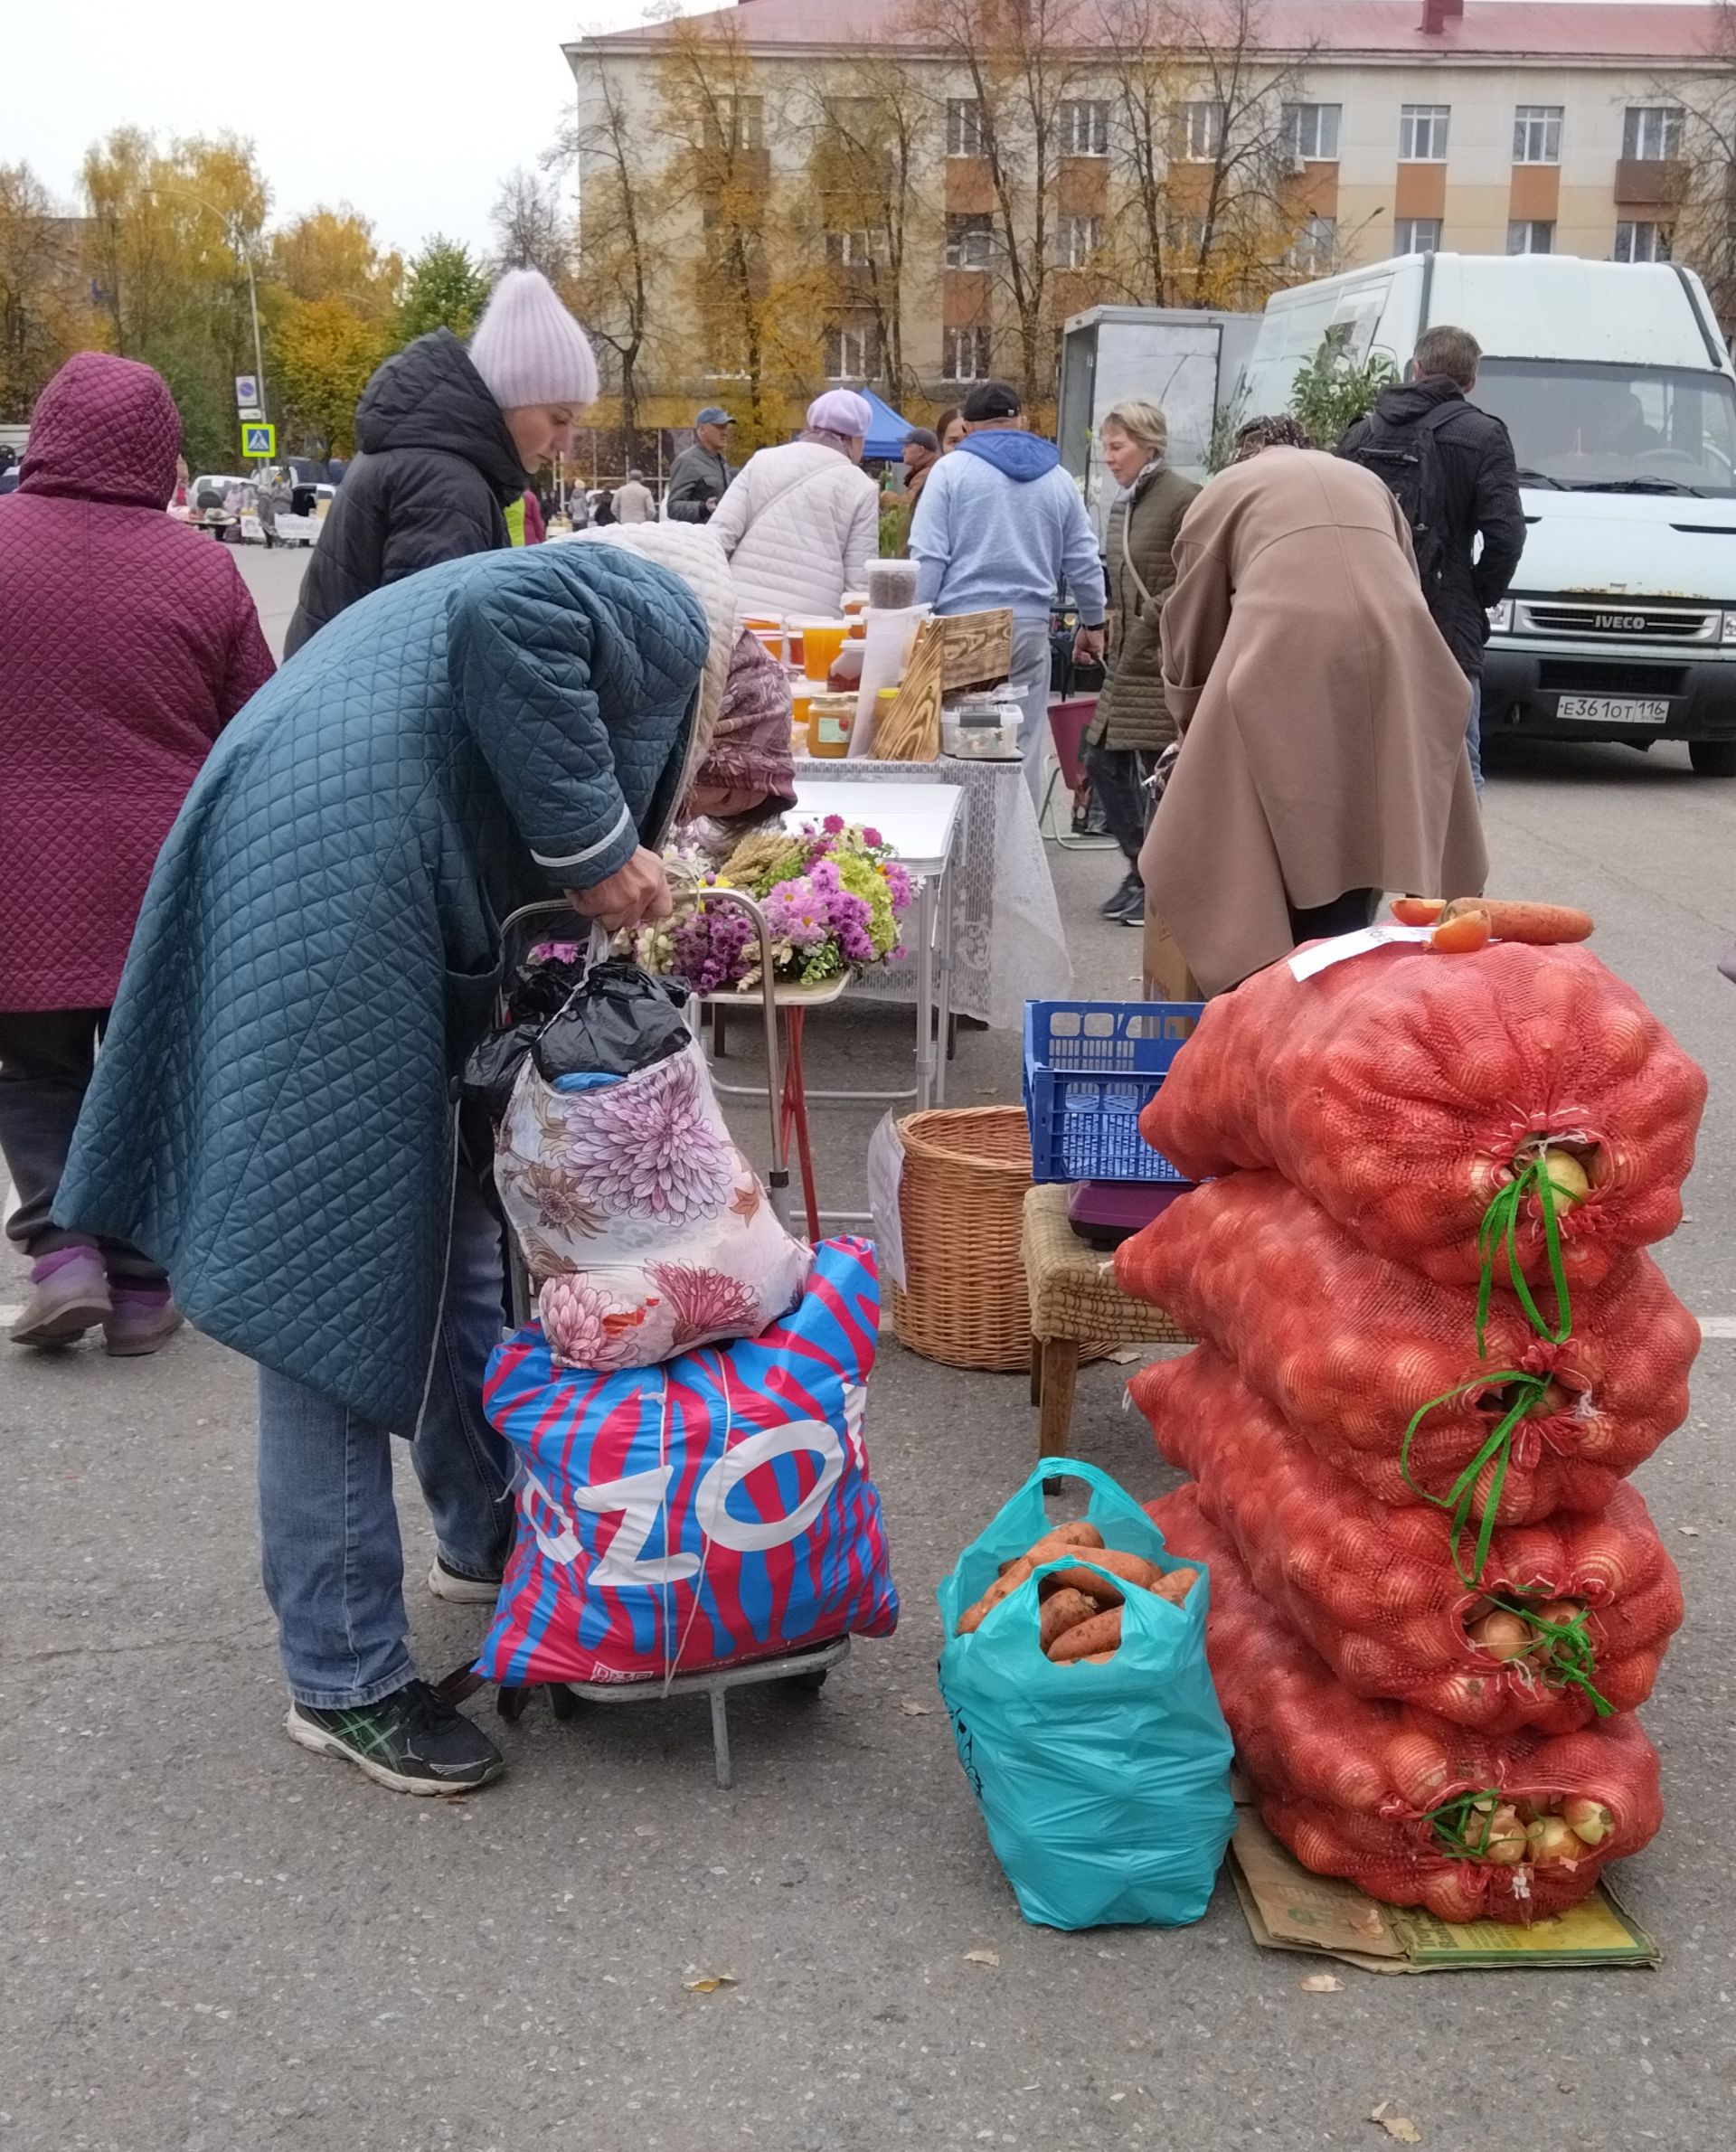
[1467,1609,1533,1661]
[1534,1599,1586,1629]
[1561,1796,1614,1848]
[1539,1147,1592,1205]
[1525,1814,1583,1865]
[1485,1804,1528,1864]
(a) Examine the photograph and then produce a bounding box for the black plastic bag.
[462,958,690,1125]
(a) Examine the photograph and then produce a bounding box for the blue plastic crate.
[1023,998,1203,1185]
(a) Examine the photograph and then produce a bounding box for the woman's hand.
[567,848,673,933]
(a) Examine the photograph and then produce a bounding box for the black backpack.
[1338,403,1457,596]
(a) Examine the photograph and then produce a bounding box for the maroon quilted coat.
[0,353,274,1012]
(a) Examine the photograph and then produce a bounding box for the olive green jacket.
[1087,462,1200,753]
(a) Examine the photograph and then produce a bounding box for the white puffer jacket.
[709,439,879,621]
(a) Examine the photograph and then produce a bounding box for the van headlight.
[1486,600,1514,633]
[1722,609,1736,644]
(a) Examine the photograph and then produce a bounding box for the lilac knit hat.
[467,269,599,411]
[806,389,873,439]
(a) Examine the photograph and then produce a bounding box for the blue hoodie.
[909,429,1108,625]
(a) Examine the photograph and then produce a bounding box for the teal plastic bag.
[938,1458,1235,1930]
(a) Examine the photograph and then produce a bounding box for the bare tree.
[559,51,662,452]
[903,0,1080,401]
[489,166,574,284]
[793,57,930,402]
[1662,9,1736,324]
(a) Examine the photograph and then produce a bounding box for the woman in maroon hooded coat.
[0,352,274,1355]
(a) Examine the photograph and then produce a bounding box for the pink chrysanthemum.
[646,1262,764,1351]
[540,1273,649,1370]
[556,1051,736,1222]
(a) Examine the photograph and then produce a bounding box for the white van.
[1239,253,1736,777]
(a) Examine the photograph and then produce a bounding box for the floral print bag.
[495,992,811,1370]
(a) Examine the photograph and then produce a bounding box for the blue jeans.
[1467,675,1484,793]
[257,1160,514,1709]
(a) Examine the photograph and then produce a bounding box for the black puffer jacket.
[1338,375,1525,678]
[285,330,526,655]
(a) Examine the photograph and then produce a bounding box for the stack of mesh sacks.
[1116,939,1705,1922]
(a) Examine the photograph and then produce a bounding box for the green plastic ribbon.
[1401,1369,1548,1587]
[1494,1600,1612,1716]
[1475,1151,1574,1357]
[1424,1789,1510,1860]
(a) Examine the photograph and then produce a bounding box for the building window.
[825,323,878,381]
[1507,220,1554,254]
[945,212,994,270]
[1286,215,1338,273]
[1180,101,1224,161]
[1615,220,1673,262]
[1512,105,1562,164]
[947,98,984,158]
[1281,102,1342,163]
[1058,99,1109,156]
[826,228,874,267]
[1623,106,1683,161]
[712,95,763,152]
[1056,214,1101,269]
[1399,105,1450,162]
[942,326,993,382]
[1393,217,1442,255]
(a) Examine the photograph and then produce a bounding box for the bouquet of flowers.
[637,816,913,995]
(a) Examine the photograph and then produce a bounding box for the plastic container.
[1023,999,1203,1185]
[807,691,854,759]
[800,620,851,683]
[826,640,865,694]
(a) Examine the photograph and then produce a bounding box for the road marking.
[1697,1316,1736,1338]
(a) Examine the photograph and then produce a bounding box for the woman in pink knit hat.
[288,269,599,651]
[708,389,880,623]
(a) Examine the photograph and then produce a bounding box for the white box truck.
[1058,305,1259,533]
[1238,252,1736,776]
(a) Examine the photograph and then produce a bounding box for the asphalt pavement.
[5,544,1734,2151]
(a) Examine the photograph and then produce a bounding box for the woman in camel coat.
[1138,443,1486,996]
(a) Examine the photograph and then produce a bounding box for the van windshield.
[1475,359,1736,496]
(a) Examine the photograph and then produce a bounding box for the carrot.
[1048,1607,1124,1661]
[1431,907,1492,954]
[1391,896,1447,926]
[1439,897,1594,946]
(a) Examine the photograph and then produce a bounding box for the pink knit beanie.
[467,269,599,411]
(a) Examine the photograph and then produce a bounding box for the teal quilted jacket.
[58,543,707,1428]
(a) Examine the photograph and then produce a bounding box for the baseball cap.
[960,380,1023,422]
[694,405,735,427]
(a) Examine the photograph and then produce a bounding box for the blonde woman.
[1082,399,1199,925]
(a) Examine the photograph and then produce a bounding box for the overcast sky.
[13,0,1683,260]
[11,0,717,259]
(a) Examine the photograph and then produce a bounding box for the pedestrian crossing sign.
[241,420,276,458]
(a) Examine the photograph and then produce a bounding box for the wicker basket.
[890,1107,1034,1371]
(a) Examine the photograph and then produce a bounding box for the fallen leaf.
[1109,1347,1145,1365]
[683,1974,738,1994]
[963,1949,1000,1968]
[899,1700,934,1717]
[1369,2109,1421,2144]
[1298,1972,1344,1993]
[1680,1525,1701,1537]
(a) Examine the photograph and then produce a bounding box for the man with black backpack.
[1338,324,1524,789]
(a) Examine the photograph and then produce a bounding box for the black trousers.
[1082,743,1157,868]
[1287,890,1381,944]
[0,1008,163,1281]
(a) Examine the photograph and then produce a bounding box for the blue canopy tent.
[858,388,920,460]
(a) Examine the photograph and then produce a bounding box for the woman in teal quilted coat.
[58,542,708,1794]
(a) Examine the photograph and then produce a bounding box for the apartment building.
[568,0,1731,420]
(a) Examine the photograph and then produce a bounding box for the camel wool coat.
[1139,448,1486,996]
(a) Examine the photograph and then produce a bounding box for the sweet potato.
[1024,1522,1105,1560]
[1043,1547,1160,1596]
[956,1554,1035,1634]
[1431,907,1491,953]
[1049,1608,1124,1662]
[1391,896,1447,926]
[1038,1588,1102,1655]
[1150,1565,1199,1605]
[1439,897,1595,947]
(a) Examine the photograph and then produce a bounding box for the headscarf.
[691,631,797,810]
[1232,413,1316,462]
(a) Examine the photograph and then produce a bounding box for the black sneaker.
[1099,871,1142,920]
[285,1678,505,1795]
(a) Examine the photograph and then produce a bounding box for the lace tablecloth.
[791,756,1073,1030]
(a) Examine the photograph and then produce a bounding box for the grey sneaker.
[428,1556,504,1605]
[10,1250,110,1347]
[102,1288,184,1358]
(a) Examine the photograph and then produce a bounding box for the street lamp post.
[147,184,269,445]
